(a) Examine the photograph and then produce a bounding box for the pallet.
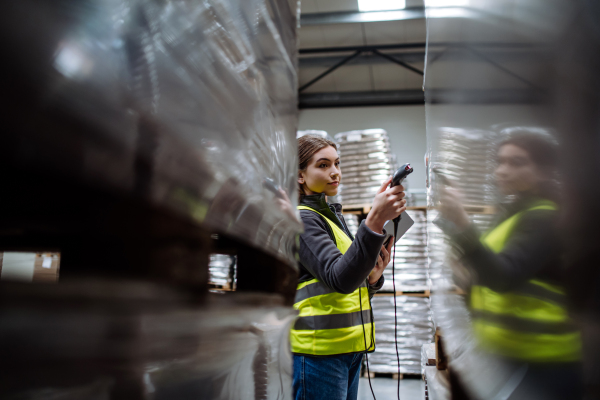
[374,289,430,298]
[208,282,233,291]
[363,371,422,380]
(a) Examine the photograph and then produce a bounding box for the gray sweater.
[297,194,385,296]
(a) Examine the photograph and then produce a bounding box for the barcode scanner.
[381,164,414,249]
[391,163,413,225]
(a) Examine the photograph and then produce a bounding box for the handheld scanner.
[391,163,413,188]
[388,163,413,226]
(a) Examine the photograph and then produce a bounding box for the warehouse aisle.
[357,377,424,400]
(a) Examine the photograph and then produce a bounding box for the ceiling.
[296,0,541,108]
[298,0,427,107]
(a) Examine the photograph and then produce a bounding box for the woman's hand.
[276,189,299,222]
[365,177,407,234]
[438,185,470,230]
[369,236,394,285]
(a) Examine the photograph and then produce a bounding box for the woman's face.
[495,144,544,195]
[299,146,341,197]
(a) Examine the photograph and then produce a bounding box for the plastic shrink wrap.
[423,0,597,398]
[0,0,301,267]
[369,296,434,374]
[382,210,428,292]
[0,0,301,399]
[335,129,398,207]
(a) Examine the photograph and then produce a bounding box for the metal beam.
[299,51,427,68]
[299,42,538,55]
[299,90,425,108]
[300,8,426,26]
[372,49,424,75]
[298,88,542,109]
[300,43,426,55]
[299,47,541,68]
[299,50,362,92]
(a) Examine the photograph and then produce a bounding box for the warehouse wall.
[298,105,427,190]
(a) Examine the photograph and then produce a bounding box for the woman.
[291,135,406,400]
[438,129,582,400]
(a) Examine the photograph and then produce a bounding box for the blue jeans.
[293,353,363,400]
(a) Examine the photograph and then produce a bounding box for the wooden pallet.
[374,290,430,298]
[363,371,422,380]
[208,282,233,291]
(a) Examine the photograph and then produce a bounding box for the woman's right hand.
[365,176,407,234]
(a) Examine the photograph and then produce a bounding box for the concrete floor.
[357,377,425,400]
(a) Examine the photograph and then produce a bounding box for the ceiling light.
[358,0,406,12]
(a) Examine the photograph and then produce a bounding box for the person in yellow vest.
[291,135,406,400]
[438,129,582,399]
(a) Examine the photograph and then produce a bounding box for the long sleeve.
[298,210,386,295]
[449,209,561,292]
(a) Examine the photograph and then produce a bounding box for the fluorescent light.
[426,0,469,7]
[358,0,406,12]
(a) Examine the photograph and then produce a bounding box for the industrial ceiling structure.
[298,0,427,108]
[298,0,544,108]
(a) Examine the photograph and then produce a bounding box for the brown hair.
[498,128,560,201]
[298,135,337,196]
[499,129,558,171]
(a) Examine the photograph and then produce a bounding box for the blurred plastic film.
[1,0,301,267]
[0,0,301,398]
[425,0,600,399]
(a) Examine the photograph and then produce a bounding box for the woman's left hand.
[368,236,394,285]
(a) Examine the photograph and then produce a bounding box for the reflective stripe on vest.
[290,205,375,355]
[471,200,581,362]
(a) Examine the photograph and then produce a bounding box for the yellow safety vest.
[290,205,375,356]
[471,200,581,362]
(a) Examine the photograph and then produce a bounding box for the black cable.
[393,218,401,400]
[359,285,377,400]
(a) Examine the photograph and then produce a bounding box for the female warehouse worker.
[437,129,582,400]
[291,135,406,400]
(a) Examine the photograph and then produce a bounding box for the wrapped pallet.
[335,129,397,207]
[0,0,301,399]
[369,296,435,374]
[382,210,429,292]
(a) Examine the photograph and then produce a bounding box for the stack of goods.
[368,296,435,374]
[426,209,453,293]
[428,128,498,293]
[342,214,360,236]
[381,210,429,292]
[335,129,396,207]
[406,189,428,207]
[208,254,236,289]
[433,128,497,208]
[0,0,302,398]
